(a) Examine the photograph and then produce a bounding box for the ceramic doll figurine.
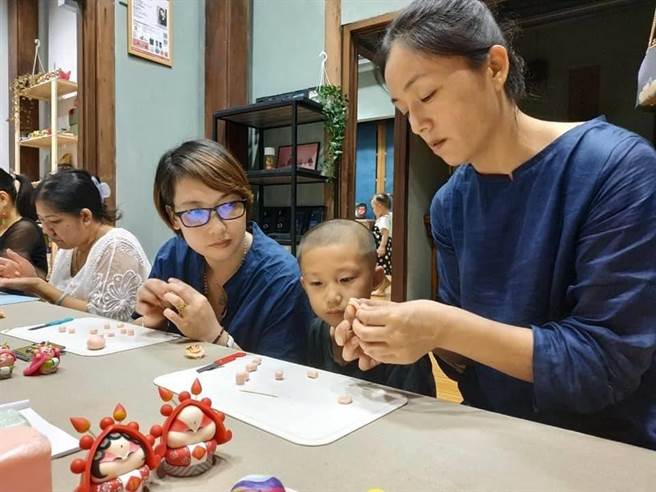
[69,404,160,492]
[151,379,232,478]
[0,343,16,379]
[23,342,61,376]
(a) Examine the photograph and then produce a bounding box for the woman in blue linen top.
[136,139,312,363]
[336,0,656,449]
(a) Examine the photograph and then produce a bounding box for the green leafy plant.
[317,85,348,179]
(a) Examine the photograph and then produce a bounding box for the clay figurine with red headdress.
[69,404,160,492]
[23,342,61,376]
[0,343,16,379]
[151,378,232,478]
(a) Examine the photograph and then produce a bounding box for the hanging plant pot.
[317,85,348,180]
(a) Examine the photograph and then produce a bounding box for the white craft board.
[153,355,407,446]
[3,317,179,356]
[0,400,79,458]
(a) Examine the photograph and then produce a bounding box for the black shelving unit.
[213,98,329,254]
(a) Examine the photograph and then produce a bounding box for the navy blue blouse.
[431,117,656,449]
[148,223,312,363]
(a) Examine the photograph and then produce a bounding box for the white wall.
[358,62,394,121]
[406,133,450,301]
[0,0,8,170]
[48,0,77,81]
[252,0,325,101]
[115,0,206,260]
[341,0,409,25]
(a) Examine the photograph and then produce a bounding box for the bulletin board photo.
[277,142,320,170]
[127,0,173,67]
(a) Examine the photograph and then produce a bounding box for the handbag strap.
[649,8,656,48]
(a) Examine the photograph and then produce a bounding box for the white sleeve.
[376,215,391,232]
[85,233,151,322]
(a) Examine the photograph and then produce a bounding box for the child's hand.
[376,246,386,257]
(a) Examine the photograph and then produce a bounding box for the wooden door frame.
[204,0,250,164]
[341,12,410,301]
[78,0,116,209]
[7,0,40,179]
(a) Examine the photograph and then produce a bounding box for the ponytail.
[13,174,37,221]
[0,169,36,221]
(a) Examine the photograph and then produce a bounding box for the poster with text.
[128,0,172,67]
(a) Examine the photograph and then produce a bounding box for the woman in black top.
[0,168,48,276]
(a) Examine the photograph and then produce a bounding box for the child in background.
[371,193,392,296]
[298,219,435,397]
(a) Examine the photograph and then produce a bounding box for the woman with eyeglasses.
[136,139,312,363]
[336,0,656,449]
[0,169,151,321]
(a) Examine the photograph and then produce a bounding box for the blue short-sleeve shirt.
[148,223,312,363]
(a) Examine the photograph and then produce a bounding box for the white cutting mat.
[3,317,179,356]
[153,355,407,446]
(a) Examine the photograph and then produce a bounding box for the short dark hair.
[34,169,119,223]
[153,139,254,232]
[377,0,526,103]
[297,219,377,268]
[0,169,37,221]
[372,193,392,209]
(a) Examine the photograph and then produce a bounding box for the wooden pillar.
[324,0,341,219]
[78,0,116,210]
[8,0,40,179]
[205,0,250,165]
[390,110,409,302]
[376,121,386,193]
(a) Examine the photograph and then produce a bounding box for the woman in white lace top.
[0,170,150,321]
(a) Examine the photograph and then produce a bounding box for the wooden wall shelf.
[21,79,78,101]
[20,134,78,149]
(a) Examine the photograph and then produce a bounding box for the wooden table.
[1,301,655,491]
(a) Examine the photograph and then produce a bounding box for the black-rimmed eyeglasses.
[172,200,247,228]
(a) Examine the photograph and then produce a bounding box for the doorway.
[341,12,411,302]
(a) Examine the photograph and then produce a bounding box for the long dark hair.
[377,0,526,103]
[0,168,37,221]
[34,169,120,222]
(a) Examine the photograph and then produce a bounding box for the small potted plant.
[317,85,348,180]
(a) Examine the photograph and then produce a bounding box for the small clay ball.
[235,372,248,385]
[87,334,106,350]
[307,369,319,379]
[337,394,353,405]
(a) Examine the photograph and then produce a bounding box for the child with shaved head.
[298,219,435,396]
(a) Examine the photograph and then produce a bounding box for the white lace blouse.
[49,228,151,322]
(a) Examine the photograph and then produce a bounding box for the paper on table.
[0,400,79,458]
[0,293,39,306]
[3,317,179,356]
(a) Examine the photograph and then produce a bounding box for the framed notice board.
[127,0,173,67]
